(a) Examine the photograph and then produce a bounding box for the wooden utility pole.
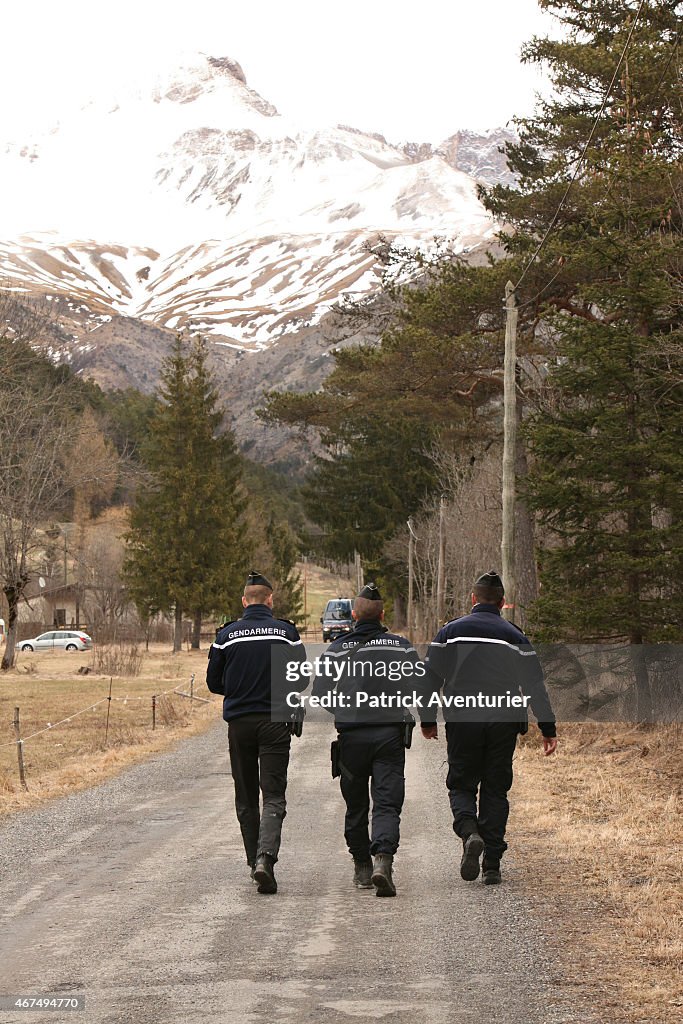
[501,281,518,622]
[104,677,113,747]
[407,518,416,642]
[436,497,446,626]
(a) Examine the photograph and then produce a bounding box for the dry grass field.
[512,723,683,1023]
[0,643,220,816]
[299,560,355,632]
[0,556,353,812]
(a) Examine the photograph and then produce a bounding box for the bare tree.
[80,529,129,637]
[0,324,120,668]
[69,408,120,628]
[386,446,505,640]
[0,372,74,667]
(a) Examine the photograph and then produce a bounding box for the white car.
[19,630,93,652]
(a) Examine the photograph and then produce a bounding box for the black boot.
[460,832,484,881]
[371,853,397,897]
[353,858,373,889]
[482,858,502,885]
[252,853,277,894]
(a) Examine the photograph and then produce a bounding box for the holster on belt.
[330,738,341,778]
[288,702,305,738]
[403,711,416,749]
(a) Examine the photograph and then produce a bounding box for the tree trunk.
[514,385,538,630]
[514,469,538,630]
[173,603,183,653]
[393,592,407,631]
[631,644,652,724]
[1,587,19,671]
[191,610,202,650]
[501,282,518,622]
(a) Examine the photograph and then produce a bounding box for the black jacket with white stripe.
[423,603,556,737]
[312,618,429,730]
[206,604,306,722]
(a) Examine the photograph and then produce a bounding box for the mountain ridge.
[1,53,514,460]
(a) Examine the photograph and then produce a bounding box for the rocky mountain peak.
[152,53,278,117]
[399,129,517,186]
[436,128,517,186]
[207,56,248,85]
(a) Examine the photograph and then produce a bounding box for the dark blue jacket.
[312,618,429,730]
[206,604,306,722]
[424,604,556,737]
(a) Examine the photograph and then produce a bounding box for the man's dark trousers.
[228,714,291,866]
[338,725,405,860]
[445,721,519,863]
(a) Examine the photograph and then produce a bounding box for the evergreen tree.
[262,258,509,570]
[301,417,438,563]
[263,2,682,641]
[267,516,304,623]
[526,317,682,642]
[123,336,250,650]
[101,387,159,462]
[481,0,682,641]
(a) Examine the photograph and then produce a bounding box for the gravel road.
[0,707,597,1024]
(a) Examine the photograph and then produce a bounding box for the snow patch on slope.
[0,52,498,349]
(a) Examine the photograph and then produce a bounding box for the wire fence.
[0,673,213,792]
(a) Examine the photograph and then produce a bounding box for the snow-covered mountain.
[0,54,509,349]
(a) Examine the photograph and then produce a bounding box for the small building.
[20,577,86,630]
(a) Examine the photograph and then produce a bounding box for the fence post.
[152,695,156,731]
[13,706,28,791]
[104,677,113,748]
[190,673,195,713]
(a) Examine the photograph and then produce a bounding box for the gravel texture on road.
[0,709,598,1024]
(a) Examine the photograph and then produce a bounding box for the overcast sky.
[3,0,558,142]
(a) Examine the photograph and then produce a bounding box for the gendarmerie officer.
[422,571,557,885]
[312,583,428,897]
[207,570,307,894]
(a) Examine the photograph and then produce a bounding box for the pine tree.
[123,336,249,650]
[262,2,682,640]
[267,517,304,624]
[483,0,683,641]
[300,417,437,563]
[261,257,508,569]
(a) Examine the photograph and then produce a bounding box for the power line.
[514,0,648,294]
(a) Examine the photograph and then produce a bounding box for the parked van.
[320,599,354,642]
[0,619,5,643]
